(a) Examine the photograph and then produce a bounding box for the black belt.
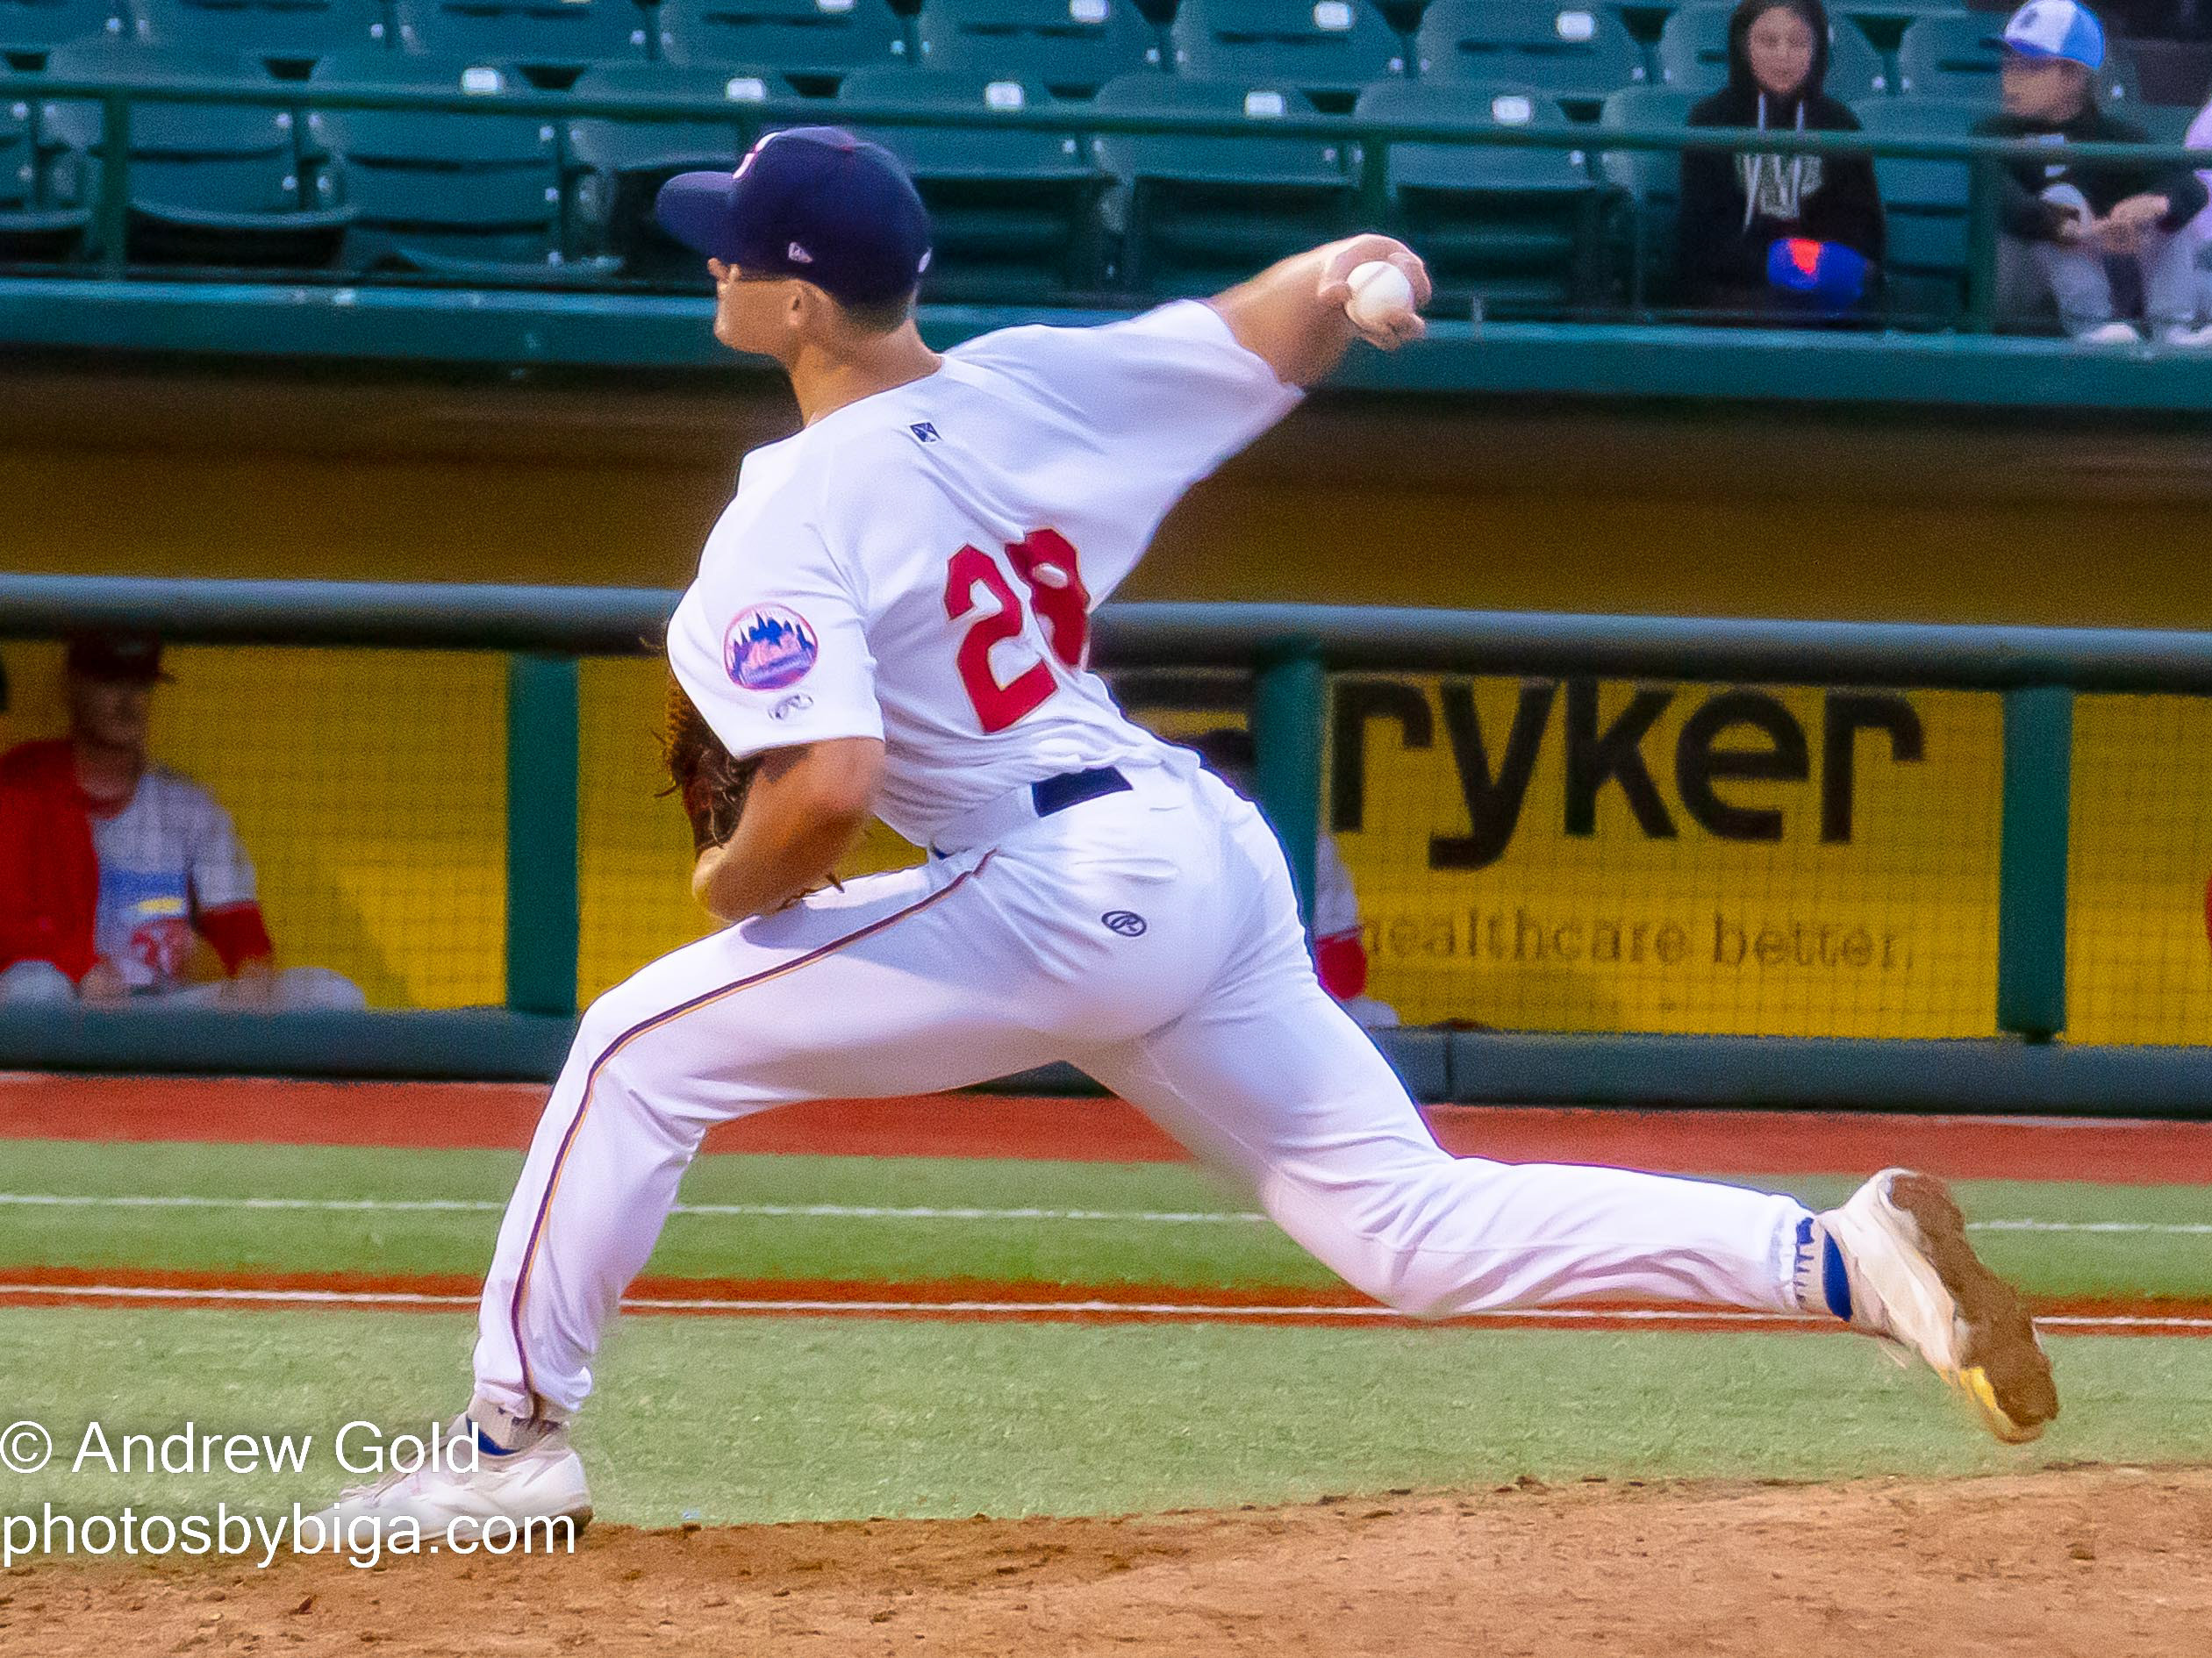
[1029,765,1131,817]
[929,766,1131,861]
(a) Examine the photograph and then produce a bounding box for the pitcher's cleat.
[1815,1169,2058,1444]
[311,1416,591,1542]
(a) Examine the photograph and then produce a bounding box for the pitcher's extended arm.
[1207,234,1431,387]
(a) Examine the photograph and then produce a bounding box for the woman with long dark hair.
[1677,0,1885,313]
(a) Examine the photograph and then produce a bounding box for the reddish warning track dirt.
[0,1264,2205,1336]
[4,1075,2208,1182]
[12,1467,2212,1657]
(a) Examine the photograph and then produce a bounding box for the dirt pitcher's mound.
[9,1466,2212,1656]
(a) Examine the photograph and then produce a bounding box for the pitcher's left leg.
[1084,945,2053,1440]
[1086,971,1810,1320]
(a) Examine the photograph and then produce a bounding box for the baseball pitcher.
[322,128,2054,1535]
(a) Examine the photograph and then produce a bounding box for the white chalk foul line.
[0,1193,2206,1235]
[0,1193,1267,1225]
[0,1283,481,1308]
[0,1282,2206,1335]
[1966,1219,2212,1235]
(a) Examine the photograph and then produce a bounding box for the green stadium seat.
[1596,81,1692,306]
[308,52,611,278]
[655,0,906,89]
[1355,78,1600,315]
[915,0,1159,97]
[1893,18,2000,99]
[1415,0,1645,111]
[1838,0,1969,24]
[393,0,651,68]
[1841,0,1971,16]
[1654,3,1886,98]
[568,61,788,279]
[1,87,90,258]
[1595,80,1689,202]
[1,92,31,197]
[1170,0,1407,108]
[1091,74,1355,294]
[1850,93,1973,322]
[840,67,1109,297]
[1833,0,1959,64]
[39,40,352,264]
[130,0,388,60]
[2131,101,2193,141]
[568,60,778,175]
[0,0,124,53]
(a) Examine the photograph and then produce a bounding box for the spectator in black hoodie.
[1979,0,2208,343]
[1677,0,1886,314]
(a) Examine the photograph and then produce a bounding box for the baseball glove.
[661,674,758,854]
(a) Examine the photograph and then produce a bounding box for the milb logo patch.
[725,604,819,691]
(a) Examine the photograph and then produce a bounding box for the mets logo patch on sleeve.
[724,604,819,691]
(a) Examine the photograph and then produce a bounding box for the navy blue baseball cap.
[655,127,933,307]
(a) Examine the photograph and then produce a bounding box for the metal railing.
[8,574,2212,1106]
[5,69,2212,330]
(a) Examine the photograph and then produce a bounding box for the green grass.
[1,1308,2208,1527]
[0,1140,2206,1299]
[0,1139,2204,1534]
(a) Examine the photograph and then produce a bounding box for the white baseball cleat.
[1819,1169,2058,1444]
[311,1418,591,1540]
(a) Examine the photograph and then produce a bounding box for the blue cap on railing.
[654,126,934,308]
[1768,237,1869,305]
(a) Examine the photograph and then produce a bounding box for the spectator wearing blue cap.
[1977,0,2208,343]
[1677,0,1886,318]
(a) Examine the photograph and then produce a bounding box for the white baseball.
[1344,260,1417,331]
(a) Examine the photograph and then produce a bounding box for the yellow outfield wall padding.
[6,640,2206,1043]
[15,437,2212,631]
[157,647,509,1009]
[1329,677,2004,1036]
[576,658,719,1004]
[2067,694,2212,1047]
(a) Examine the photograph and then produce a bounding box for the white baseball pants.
[472,759,1814,1424]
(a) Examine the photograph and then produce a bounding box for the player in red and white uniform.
[323,129,2051,1535]
[0,635,362,1010]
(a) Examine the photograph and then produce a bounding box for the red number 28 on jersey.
[942,530,1092,734]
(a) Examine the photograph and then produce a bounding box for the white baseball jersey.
[90,766,257,992]
[469,299,1821,1435]
[666,300,1301,847]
